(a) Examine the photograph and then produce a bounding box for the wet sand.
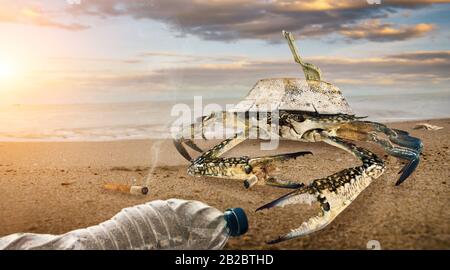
[0,119,449,249]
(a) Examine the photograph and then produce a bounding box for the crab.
[173,30,422,243]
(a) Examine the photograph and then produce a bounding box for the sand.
[0,119,449,249]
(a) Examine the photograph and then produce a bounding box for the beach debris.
[413,123,443,130]
[110,166,149,172]
[103,183,148,195]
[173,30,423,244]
[0,199,247,250]
[130,185,149,195]
[61,181,74,186]
[110,166,133,172]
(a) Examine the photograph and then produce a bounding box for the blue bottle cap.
[223,208,248,237]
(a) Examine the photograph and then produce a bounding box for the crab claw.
[257,139,386,244]
[173,137,204,161]
[265,177,305,189]
[256,186,336,244]
[388,131,422,185]
[366,122,423,152]
[389,130,423,153]
[392,128,409,136]
[255,189,302,212]
[246,151,312,189]
[266,209,331,243]
[173,138,192,161]
[370,129,422,185]
[396,157,420,186]
[394,151,420,186]
[184,139,204,153]
[385,146,420,185]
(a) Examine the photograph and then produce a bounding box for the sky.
[0,0,449,105]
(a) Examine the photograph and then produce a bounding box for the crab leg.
[361,121,423,152]
[264,177,306,189]
[173,113,215,161]
[256,134,385,244]
[195,133,248,160]
[173,111,237,161]
[336,120,422,184]
[368,133,420,185]
[337,120,422,152]
[188,134,312,188]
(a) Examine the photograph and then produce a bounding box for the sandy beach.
[0,118,449,250]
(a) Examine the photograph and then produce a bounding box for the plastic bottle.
[0,199,248,250]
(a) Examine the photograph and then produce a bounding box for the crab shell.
[230,78,354,115]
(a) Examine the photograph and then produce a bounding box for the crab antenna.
[282,30,322,81]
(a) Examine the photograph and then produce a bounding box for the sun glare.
[0,61,17,81]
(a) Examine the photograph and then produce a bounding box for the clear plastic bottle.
[0,199,248,250]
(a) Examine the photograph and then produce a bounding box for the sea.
[0,92,448,141]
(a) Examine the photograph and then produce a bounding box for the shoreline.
[0,117,448,143]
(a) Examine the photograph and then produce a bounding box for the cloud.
[311,51,450,77]
[388,51,450,61]
[66,0,448,41]
[18,50,448,106]
[44,50,449,97]
[340,20,435,42]
[48,56,141,64]
[156,52,450,91]
[138,51,246,64]
[0,3,89,31]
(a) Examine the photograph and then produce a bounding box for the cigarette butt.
[104,183,148,195]
[104,183,131,193]
[243,175,258,189]
[130,185,149,195]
